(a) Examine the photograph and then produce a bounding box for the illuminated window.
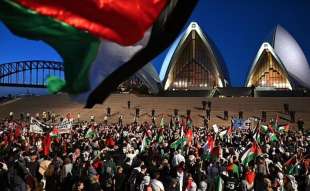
[248,49,291,89]
[166,30,221,90]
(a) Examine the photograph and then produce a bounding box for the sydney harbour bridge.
[0,60,64,88]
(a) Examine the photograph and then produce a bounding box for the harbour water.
[0,87,48,97]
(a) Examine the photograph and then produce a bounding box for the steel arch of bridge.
[0,60,64,88]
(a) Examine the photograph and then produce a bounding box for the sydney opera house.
[119,22,310,97]
[159,22,230,91]
[246,25,310,91]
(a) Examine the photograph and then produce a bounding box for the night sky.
[1,0,310,87]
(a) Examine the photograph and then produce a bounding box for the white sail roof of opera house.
[246,25,310,90]
[133,62,161,94]
[159,22,230,90]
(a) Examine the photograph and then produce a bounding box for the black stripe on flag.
[86,0,198,108]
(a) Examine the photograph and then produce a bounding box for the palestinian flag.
[284,155,299,175]
[226,163,240,178]
[261,125,269,133]
[284,155,297,166]
[278,124,289,132]
[85,127,96,139]
[253,127,262,145]
[264,124,278,142]
[185,128,193,145]
[50,128,60,138]
[0,0,198,108]
[202,135,215,154]
[140,136,147,152]
[227,126,232,137]
[245,170,255,189]
[170,137,187,150]
[240,142,261,166]
[211,146,222,161]
[42,133,51,156]
[155,133,164,144]
[268,132,278,142]
[180,125,184,137]
[155,128,164,143]
[287,163,299,175]
[140,134,152,152]
[215,176,224,191]
[261,124,278,142]
[207,135,215,150]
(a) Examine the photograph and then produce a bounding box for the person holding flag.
[202,134,215,161]
[156,128,164,144]
[140,129,153,152]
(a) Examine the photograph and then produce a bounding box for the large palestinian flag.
[0,0,198,108]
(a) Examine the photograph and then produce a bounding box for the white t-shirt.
[151,179,165,191]
[172,154,185,167]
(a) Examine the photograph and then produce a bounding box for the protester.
[0,110,309,191]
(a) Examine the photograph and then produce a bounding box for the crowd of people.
[0,106,309,191]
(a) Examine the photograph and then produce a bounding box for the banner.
[30,117,50,128]
[57,119,72,134]
[29,123,44,134]
[212,124,219,133]
[29,117,49,134]
[232,118,251,129]
[29,117,72,134]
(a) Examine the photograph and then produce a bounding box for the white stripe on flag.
[241,148,251,163]
[73,28,152,103]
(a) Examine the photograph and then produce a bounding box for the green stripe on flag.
[278,126,285,132]
[261,125,268,133]
[288,164,299,175]
[85,129,96,138]
[269,133,278,142]
[215,175,223,191]
[50,133,60,139]
[232,164,240,178]
[227,164,240,178]
[242,153,256,166]
[170,137,187,150]
[202,152,211,161]
[156,135,164,143]
[253,132,261,145]
[0,0,100,94]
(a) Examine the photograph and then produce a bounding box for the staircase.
[208,88,217,97]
